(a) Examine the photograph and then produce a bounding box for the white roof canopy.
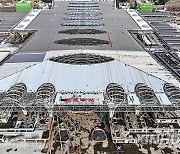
[0,59,166,93]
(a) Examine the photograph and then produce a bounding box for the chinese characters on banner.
[62,97,95,103]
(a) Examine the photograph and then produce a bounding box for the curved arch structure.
[135,83,158,105]
[36,83,56,106]
[1,83,27,107]
[106,83,126,104]
[164,83,180,105]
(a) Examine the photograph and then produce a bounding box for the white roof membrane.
[127,9,152,30]
[13,10,41,31]
[0,60,166,93]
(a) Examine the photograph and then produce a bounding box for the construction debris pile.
[164,0,180,11]
[45,112,113,154]
[4,32,32,44]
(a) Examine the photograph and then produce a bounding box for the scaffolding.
[164,83,180,105]
[36,83,56,106]
[106,83,126,104]
[0,82,179,112]
[0,83,27,108]
[135,83,159,105]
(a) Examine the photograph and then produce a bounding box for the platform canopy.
[0,57,166,93]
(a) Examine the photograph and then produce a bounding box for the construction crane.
[47,106,68,154]
[42,105,75,154]
[48,117,54,154]
[42,117,53,154]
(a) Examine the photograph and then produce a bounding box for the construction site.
[0,0,180,154]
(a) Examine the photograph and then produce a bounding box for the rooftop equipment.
[139,2,154,13]
[14,0,33,13]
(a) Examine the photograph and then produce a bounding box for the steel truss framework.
[66,12,101,16]
[68,3,99,7]
[0,82,179,112]
[67,8,100,11]
[0,83,55,108]
[106,83,126,104]
[129,29,180,81]
[64,17,102,20]
[49,53,113,65]
[69,1,99,5]
[164,83,180,105]
[58,29,106,34]
[135,83,160,105]
[36,83,56,105]
[0,105,179,112]
[61,22,104,27]
[0,83,27,108]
